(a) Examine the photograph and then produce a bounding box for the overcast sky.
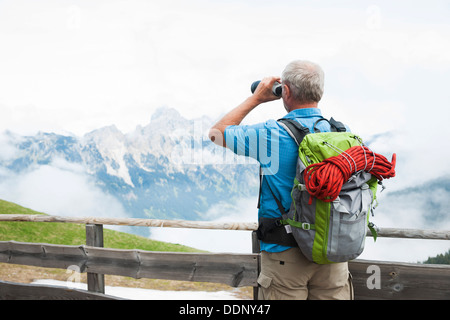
[1,0,450,183]
[0,0,448,133]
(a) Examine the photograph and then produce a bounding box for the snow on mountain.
[83,125,133,186]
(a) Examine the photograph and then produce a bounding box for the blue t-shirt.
[224,108,345,252]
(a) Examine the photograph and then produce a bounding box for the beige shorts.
[257,247,353,300]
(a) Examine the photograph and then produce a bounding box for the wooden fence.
[0,214,449,300]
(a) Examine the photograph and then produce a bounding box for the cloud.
[0,131,21,162]
[0,1,448,136]
[0,158,130,220]
[361,238,449,263]
[149,197,258,253]
[361,186,450,263]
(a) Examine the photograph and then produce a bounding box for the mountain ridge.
[0,108,258,237]
[1,108,449,239]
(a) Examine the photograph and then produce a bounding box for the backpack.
[257,117,389,264]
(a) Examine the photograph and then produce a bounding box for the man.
[209,60,352,300]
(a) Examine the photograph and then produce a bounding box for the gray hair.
[281,60,325,103]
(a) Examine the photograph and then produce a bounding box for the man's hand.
[209,76,281,147]
[252,76,282,104]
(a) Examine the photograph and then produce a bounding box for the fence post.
[252,231,260,300]
[86,224,105,294]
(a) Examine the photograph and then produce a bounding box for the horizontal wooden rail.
[1,240,449,300]
[0,241,259,288]
[349,259,450,300]
[369,227,450,240]
[0,214,258,231]
[1,215,449,300]
[0,214,449,240]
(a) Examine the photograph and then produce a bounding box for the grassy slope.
[0,199,252,298]
[0,199,199,252]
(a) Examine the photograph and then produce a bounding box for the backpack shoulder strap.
[277,118,310,146]
[329,117,347,132]
[313,117,347,133]
[257,118,309,209]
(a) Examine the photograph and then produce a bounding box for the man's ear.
[283,83,291,99]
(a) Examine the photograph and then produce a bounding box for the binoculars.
[251,80,282,97]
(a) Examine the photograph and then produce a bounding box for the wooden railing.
[0,214,449,300]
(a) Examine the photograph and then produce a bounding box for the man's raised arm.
[208,76,281,147]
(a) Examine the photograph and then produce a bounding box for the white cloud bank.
[0,158,129,220]
[0,1,449,135]
[150,197,257,254]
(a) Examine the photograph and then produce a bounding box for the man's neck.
[286,102,318,112]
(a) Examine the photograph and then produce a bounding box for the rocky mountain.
[0,108,259,236]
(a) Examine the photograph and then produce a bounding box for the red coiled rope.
[303,145,396,204]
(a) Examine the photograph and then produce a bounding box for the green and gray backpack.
[257,117,379,264]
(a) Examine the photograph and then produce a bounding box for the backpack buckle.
[302,222,311,230]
